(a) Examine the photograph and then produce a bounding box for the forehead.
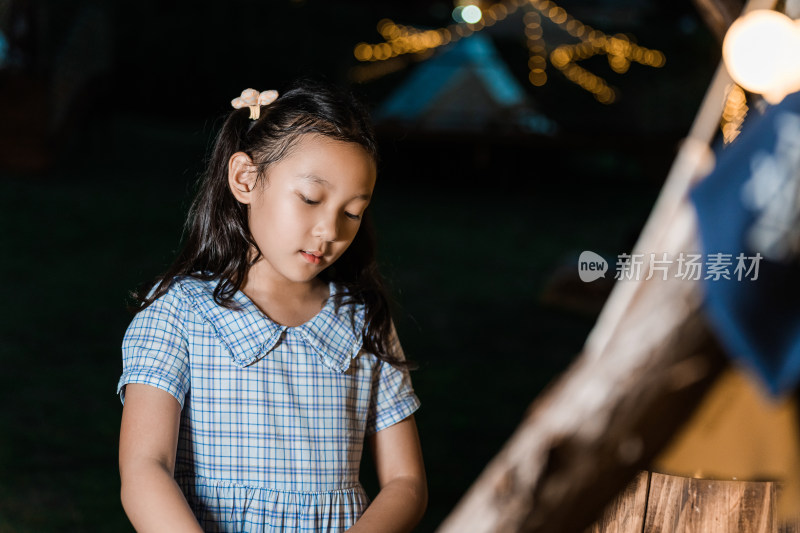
[276,134,376,190]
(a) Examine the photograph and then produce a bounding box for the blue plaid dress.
[117,276,421,532]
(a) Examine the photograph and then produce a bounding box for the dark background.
[0,1,719,531]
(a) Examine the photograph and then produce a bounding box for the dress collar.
[175,277,365,373]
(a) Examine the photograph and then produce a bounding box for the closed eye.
[299,194,320,205]
[345,212,361,221]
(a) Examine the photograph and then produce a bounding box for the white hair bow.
[231,88,279,120]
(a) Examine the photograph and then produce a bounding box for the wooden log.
[436,301,728,533]
[436,1,778,531]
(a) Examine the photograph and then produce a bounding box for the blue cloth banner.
[690,90,800,396]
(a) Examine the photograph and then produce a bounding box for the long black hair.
[132,79,414,370]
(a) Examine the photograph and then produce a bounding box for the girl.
[117,80,427,532]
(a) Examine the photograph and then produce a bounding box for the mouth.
[300,250,323,265]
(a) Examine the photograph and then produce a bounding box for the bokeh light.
[461,5,483,24]
[722,9,800,104]
[354,0,665,104]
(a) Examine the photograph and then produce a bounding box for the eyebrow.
[299,174,372,201]
[301,175,330,187]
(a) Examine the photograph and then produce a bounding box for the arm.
[119,384,203,532]
[348,415,427,533]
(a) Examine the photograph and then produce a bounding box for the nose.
[313,211,339,243]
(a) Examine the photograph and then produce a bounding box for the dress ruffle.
[179,473,371,533]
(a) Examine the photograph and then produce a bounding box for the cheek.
[334,223,362,254]
[248,196,297,234]
[247,206,272,237]
[342,222,361,242]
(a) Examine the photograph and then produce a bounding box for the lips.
[300,250,323,265]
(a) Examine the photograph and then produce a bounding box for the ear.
[228,152,258,204]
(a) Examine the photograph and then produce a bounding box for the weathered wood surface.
[585,471,650,533]
[585,471,800,533]
[644,473,774,533]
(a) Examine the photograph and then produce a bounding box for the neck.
[241,260,328,302]
[239,261,330,328]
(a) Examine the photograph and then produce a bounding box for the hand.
[348,416,427,533]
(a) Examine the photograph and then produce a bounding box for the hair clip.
[231,88,279,120]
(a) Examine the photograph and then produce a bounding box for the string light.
[352,0,666,104]
[720,84,748,144]
[524,9,547,86]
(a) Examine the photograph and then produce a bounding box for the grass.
[0,112,661,531]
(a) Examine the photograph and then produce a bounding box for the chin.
[289,269,325,284]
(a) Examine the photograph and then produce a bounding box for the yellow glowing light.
[720,83,748,144]
[528,56,546,67]
[524,10,537,22]
[608,54,630,73]
[530,72,547,86]
[526,26,543,38]
[377,19,393,38]
[354,0,664,102]
[723,9,800,104]
[462,5,483,24]
[551,8,567,24]
[494,4,508,19]
[550,48,569,68]
[353,43,369,61]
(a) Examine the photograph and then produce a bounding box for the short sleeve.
[364,323,421,435]
[117,285,191,409]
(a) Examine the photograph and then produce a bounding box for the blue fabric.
[690,90,800,396]
[117,276,421,532]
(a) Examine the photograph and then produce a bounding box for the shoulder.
[126,275,223,334]
[143,275,225,312]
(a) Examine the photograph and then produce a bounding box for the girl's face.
[229,134,376,288]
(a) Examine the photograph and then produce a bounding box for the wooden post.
[436,0,777,531]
